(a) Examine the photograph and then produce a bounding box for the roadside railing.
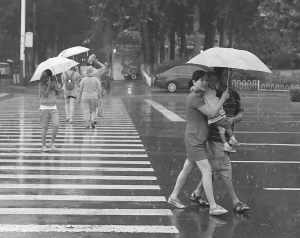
[231,80,299,91]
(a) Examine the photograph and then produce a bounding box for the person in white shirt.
[38,69,61,152]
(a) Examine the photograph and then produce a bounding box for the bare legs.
[169,159,217,208]
[193,177,239,206]
[65,97,76,122]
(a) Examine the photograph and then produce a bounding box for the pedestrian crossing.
[0,95,178,236]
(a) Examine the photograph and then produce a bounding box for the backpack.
[64,71,75,90]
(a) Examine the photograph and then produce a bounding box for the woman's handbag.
[97,100,104,117]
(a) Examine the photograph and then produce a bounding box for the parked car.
[0,62,12,78]
[154,64,205,92]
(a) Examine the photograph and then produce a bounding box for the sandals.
[190,192,210,206]
[233,201,249,212]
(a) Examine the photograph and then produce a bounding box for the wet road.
[0,78,299,237]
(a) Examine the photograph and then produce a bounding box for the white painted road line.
[0,147,145,152]
[240,143,300,146]
[0,128,138,132]
[0,166,153,172]
[0,208,172,216]
[0,138,142,143]
[0,195,166,202]
[0,142,143,147]
[0,134,140,138]
[0,224,179,233]
[0,153,148,157]
[0,131,139,135]
[235,131,300,134]
[264,188,300,191]
[0,174,157,180]
[145,100,186,122]
[232,161,300,163]
[0,93,9,98]
[0,184,160,190]
[0,159,150,164]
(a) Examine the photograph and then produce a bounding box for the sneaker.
[233,201,249,212]
[190,192,210,206]
[229,138,240,146]
[48,143,57,151]
[168,196,186,209]
[223,145,236,153]
[209,205,228,216]
[65,118,70,122]
[41,146,50,152]
[93,121,97,125]
[91,122,95,129]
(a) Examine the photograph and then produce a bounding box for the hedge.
[289,88,300,102]
[232,70,300,86]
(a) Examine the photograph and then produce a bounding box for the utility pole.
[20,0,26,85]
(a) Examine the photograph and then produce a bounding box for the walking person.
[168,70,229,215]
[77,66,102,129]
[61,66,81,124]
[190,67,250,213]
[102,61,111,94]
[38,69,61,152]
[87,54,107,123]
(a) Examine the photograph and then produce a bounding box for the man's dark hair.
[213,67,231,79]
[207,71,217,78]
[44,69,53,77]
[87,61,95,67]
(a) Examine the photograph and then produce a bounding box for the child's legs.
[217,126,227,144]
[50,109,60,144]
[225,128,234,137]
[69,97,76,122]
[64,98,70,119]
[40,109,50,146]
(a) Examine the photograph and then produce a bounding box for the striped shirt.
[208,88,244,143]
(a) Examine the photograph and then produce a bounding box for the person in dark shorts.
[168,70,229,216]
[189,67,250,213]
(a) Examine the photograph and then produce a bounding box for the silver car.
[154,64,205,92]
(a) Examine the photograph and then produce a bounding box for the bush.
[289,88,300,102]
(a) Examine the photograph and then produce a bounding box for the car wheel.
[167,82,178,92]
[131,74,137,80]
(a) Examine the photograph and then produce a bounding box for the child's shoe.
[223,145,236,153]
[229,138,240,146]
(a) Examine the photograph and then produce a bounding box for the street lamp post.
[20,0,26,85]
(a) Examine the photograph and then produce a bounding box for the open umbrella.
[187,47,272,73]
[58,46,90,58]
[30,57,79,82]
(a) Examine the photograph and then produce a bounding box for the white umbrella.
[30,57,79,82]
[58,46,90,58]
[187,47,272,73]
